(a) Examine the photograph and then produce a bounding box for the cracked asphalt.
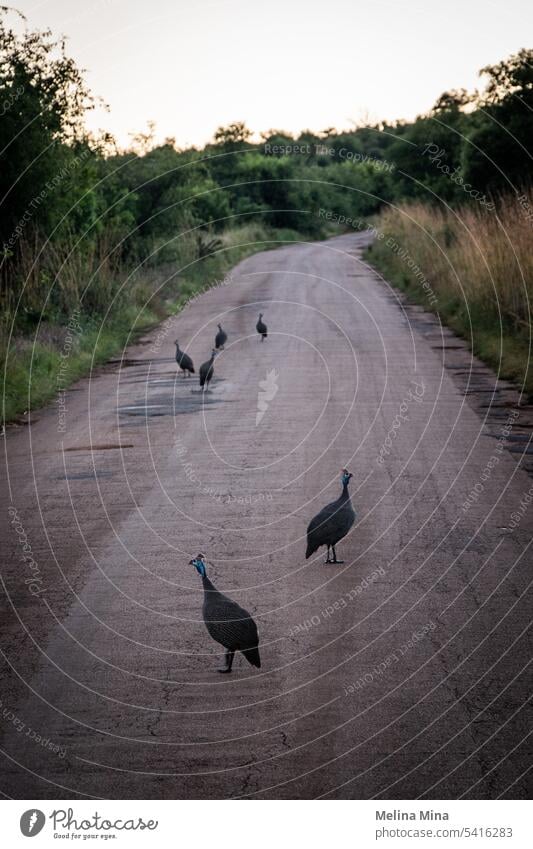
[1,233,532,799]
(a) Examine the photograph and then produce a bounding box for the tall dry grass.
[372,193,532,328]
[368,191,532,392]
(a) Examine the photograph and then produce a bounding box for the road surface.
[1,233,532,799]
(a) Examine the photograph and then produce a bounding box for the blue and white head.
[189,553,207,577]
[341,468,353,487]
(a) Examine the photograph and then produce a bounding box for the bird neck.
[340,481,351,500]
[202,573,216,592]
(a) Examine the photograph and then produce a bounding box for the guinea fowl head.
[217,323,222,330]
[189,554,207,577]
[341,469,353,486]
[258,313,263,319]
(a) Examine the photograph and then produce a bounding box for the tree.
[431,88,472,114]
[462,49,533,193]
[213,121,252,146]
[0,8,97,247]
[478,48,533,106]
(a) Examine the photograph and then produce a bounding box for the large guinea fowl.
[174,339,195,377]
[199,349,216,392]
[306,469,356,564]
[215,323,227,350]
[190,554,261,673]
[256,313,267,341]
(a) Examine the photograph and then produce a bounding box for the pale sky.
[12,0,533,149]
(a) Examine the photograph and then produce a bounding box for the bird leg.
[331,545,344,564]
[325,545,332,564]
[218,649,234,673]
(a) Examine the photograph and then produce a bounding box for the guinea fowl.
[306,469,356,564]
[174,340,195,377]
[190,554,261,673]
[256,313,267,341]
[199,349,216,392]
[215,323,227,350]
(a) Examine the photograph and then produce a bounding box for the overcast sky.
[12,0,533,148]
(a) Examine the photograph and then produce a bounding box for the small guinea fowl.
[199,348,216,391]
[306,469,356,564]
[190,554,261,673]
[174,339,195,377]
[215,323,227,350]
[256,313,267,341]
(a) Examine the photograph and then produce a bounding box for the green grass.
[1,224,306,424]
[1,305,159,423]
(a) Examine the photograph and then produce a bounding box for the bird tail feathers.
[243,646,261,668]
[305,541,317,559]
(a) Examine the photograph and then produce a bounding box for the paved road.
[1,233,531,799]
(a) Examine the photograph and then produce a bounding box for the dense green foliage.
[0,7,531,418]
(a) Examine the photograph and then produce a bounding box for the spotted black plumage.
[190,555,261,672]
[215,323,227,350]
[256,313,267,341]
[306,470,356,564]
[174,340,195,377]
[199,349,216,390]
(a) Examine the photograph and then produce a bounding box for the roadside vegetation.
[2,223,297,421]
[1,6,531,421]
[363,49,533,396]
[367,193,532,394]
